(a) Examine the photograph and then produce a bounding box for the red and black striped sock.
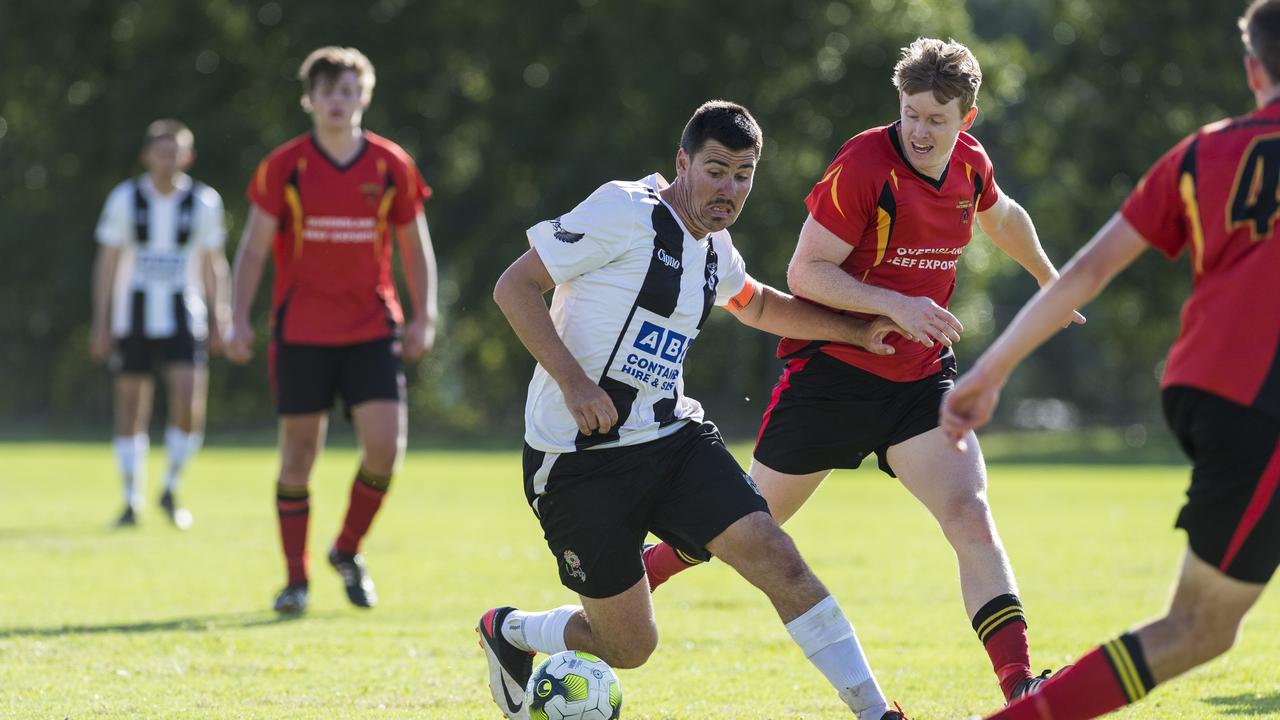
[334,467,390,556]
[276,486,310,585]
[985,632,1156,720]
[972,593,1033,700]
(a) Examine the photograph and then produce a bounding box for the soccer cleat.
[273,582,309,615]
[882,701,911,719]
[115,505,138,528]
[477,606,535,720]
[328,546,378,608]
[1009,667,1067,703]
[158,490,193,530]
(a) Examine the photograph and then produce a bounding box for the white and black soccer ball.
[525,650,622,720]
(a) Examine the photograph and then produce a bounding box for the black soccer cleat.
[115,505,138,528]
[477,606,535,720]
[882,700,911,719]
[1009,667,1066,703]
[328,546,378,608]
[158,490,193,530]
[273,582,309,615]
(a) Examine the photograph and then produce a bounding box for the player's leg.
[886,426,1033,701]
[159,356,205,529]
[329,338,406,608]
[112,369,153,526]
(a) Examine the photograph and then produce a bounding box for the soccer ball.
[525,650,622,720]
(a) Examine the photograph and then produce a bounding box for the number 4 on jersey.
[1229,134,1280,241]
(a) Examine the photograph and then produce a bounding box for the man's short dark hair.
[142,119,193,150]
[679,100,763,158]
[1241,0,1280,82]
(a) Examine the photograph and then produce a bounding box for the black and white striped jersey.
[524,174,749,453]
[96,174,226,339]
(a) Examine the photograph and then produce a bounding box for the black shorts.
[523,421,770,599]
[269,337,405,416]
[1164,386,1280,584]
[754,351,956,477]
[111,332,205,374]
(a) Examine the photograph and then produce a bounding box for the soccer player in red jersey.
[643,38,1085,703]
[943,3,1280,717]
[226,47,438,614]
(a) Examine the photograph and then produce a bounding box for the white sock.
[785,595,887,719]
[501,605,577,655]
[164,426,202,492]
[114,436,137,506]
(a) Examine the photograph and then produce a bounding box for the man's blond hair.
[892,38,982,115]
[299,46,376,103]
[142,119,193,149]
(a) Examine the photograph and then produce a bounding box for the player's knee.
[361,439,401,475]
[599,627,658,669]
[280,441,320,476]
[937,493,996,543]
[1166,605,1242,662]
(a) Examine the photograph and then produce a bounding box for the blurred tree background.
[0,0,1253,444]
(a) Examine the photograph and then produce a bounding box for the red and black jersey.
[778,122,1000,381]
[247,131,431,345]
[1121,100,1280,420]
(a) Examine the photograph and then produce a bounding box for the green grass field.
[2,441,1279,719]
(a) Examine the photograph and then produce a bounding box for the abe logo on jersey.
[551,217,584,244]
[633,320,691,363]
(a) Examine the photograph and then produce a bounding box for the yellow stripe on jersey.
[890,168,899,192]
[874,207,892,267]
[1179,171,1206,274]
[820,164,846,218]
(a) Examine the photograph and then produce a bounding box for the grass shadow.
[1203,693,1280,716]
[0,610,338,639]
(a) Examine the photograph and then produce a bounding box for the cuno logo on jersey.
[633,321,691,363]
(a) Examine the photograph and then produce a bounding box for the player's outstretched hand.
[402,316,435,362]
[89,324,112,363]
[859,316,906,356]
[224,322,254,365]
[561,374,619,436]
[887,295,963,348]
[939,369,1003,452]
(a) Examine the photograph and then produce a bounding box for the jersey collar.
[309,131,368,172]
[887,121,949,190]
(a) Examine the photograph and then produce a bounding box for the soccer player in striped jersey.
[227,47,438,615]
[480,101,911,720]
[643,38,1083,705]
[944,2,1280,717]
[90,119,228,530]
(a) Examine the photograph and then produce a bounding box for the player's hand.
[224,321,254,365]
[857,316,906,356]
[561,374,619,436]
[402,316,436,362]
[206,327,225,358]
[887,295,963,348]
[939,368,1003,451]
[89,324,112,363]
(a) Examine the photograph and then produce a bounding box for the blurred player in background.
[944,2,1280,718]
[642,38,1085,705]
[226,46,438,614]
[90,119,228,530]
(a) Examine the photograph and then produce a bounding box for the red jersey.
[779,123,1000,381]
[1120,101,1280,420]
[247,131,431,345]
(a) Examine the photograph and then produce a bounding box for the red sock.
[986,635,1155,720]
[334,467,389,556]
[642,542,698,591]
[972,594,1033,700]
[276,489,310,585]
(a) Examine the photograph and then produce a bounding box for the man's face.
[898,91,976,178]
[308,69,366,131]
[677,139,757,233]
[140,137,191,178]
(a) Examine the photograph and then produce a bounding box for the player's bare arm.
[394,211,438,361]
[787,213,962,347]
[494,248,618,435]
[977,192,1086,326]
[90,244,122,362]
[201,248,230,357]
[225,205,277,364]
[726,274,901,355]
[941,213,1148,445]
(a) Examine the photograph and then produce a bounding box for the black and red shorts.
[269,336,404,416]
[1164,386,1280,584]
[754,350,956,477]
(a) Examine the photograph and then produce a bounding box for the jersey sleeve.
[965,134,1002,212]
[1119,135,1195,259]
[246,153,285,218]
[94,183,132,247]
[389,154,432,226]
[803,141,876,247]
[711,231,749,306]
[193,186,228,250]
[527,182,637,284]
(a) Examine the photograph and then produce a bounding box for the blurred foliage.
[0,0,1255,439]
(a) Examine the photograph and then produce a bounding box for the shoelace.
[893,700,910,719]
